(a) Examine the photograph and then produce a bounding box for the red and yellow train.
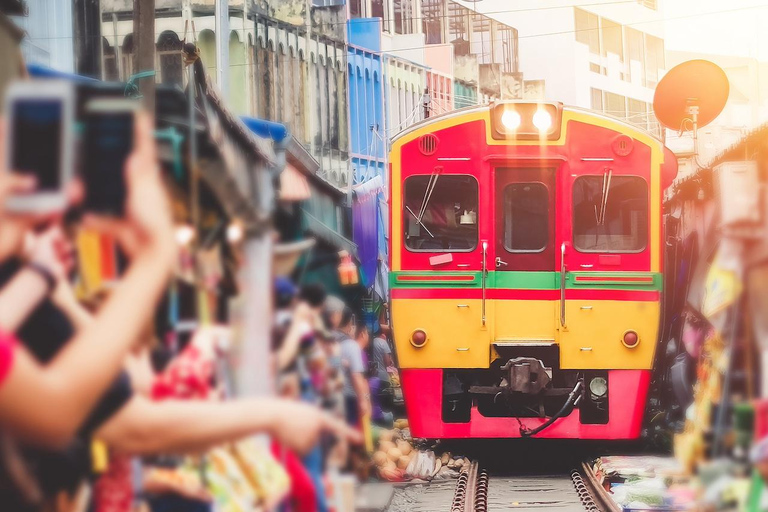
[389,101,677,439]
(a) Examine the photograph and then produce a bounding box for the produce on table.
[371,425,467,482]
[231,439,290,509]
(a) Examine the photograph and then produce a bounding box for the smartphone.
[82,99,138,216]
[3,80,75,212]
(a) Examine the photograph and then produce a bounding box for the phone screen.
[11,100,62,191]
[83,111,133,215]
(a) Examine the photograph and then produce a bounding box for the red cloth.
[271,442,317,512]
[0,331,15,385]
[95,343,216,512]
[92,454,133,512]
[151,344,214,401]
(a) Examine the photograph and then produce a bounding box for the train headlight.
[622,330,640,348]
[589,377,608,398]
[410,329,428,348]
[491,102,562,141]
[532,110,552,131]
[501,110,521,130]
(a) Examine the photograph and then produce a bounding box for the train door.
[557,166,659,370]
[492,167,558,347]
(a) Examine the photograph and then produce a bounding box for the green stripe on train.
[390,271,662,291]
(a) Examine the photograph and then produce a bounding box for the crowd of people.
[272,277,400,511]
[0,103,394,511]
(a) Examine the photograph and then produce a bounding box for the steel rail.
[578,461,622,512]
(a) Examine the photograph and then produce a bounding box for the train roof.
[390,101,664,145]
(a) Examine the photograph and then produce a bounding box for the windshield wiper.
[593,169,613,226]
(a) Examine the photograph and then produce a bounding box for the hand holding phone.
[83,99,139,216]
[2,80,75,212]
[82,112,175,262]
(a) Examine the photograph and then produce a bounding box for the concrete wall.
[424,44,453,76]
[384,56,428,136]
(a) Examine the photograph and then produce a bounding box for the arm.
[0,267,49,332]
[96,395,360,456]
[0,113,176,448]
[275,320,308,372]
[352,372,370,409]
[0,246,174,448]
[51,279,93,332]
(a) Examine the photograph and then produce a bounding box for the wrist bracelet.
[27,262,57,293]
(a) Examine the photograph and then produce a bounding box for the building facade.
[101,0,351,190]
[460,0,666,135]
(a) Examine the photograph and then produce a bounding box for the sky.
[663,0,768,60]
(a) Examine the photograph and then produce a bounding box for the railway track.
[437,461,617,512]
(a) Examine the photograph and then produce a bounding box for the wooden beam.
[133,0,155,113]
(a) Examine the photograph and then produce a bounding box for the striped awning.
[280,163,312,202]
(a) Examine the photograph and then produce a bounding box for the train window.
[404,174,478,252]
[503,183,548,252]
[573,175,647,253]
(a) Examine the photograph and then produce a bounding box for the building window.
[121,34,134,80]
[349,0,363,17]
[627,98,647,129]
[422,0,445,44]
[645,35,665,87]
[448,2,470,53]
[574,8,599,55]
[471,14,491,64]
[637,0,657,10]
[573,176,647,253]
[590,88,603,111]
[601,18,623,62]
[102,38,118,81]
[393,0,414,34]
[503,182,549,253]
[626,27,645,85]
[157,31,183,87]
[604,92,626,118]
[404,174,479,252]
[589,62,601,74]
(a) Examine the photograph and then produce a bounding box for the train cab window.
[573,175,648,253]
[503,183,549,252]
[404,174,478,252]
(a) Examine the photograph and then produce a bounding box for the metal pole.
[215,0,229,99]
[238,232,274,397]
[133,0,156,113]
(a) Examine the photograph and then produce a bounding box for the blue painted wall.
[347,18,388,290]
[347,17,382,53]
[347,18,385,186]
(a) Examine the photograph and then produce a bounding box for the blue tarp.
[353,175,383,289]
[240,116,289,142]
[26,63,97,82]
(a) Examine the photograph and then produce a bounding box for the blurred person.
[372,330,393,385]
[338,308,371,428]
[0,113,176,512]
[0,113,177,449]
[0,116,361,511]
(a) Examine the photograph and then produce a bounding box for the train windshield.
[573,175,648,253]
[404,174,478,252]
[503,182,549,252]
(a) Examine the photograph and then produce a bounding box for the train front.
[389,102,677,440]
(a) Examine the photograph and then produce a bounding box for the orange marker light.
[410,329,428,348]
[622,330,640,348]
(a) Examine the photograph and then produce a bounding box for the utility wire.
[64,2,768,71]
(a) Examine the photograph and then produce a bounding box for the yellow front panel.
[392,299,489,369]
[492,300,557,343]
[559,300,659,370]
